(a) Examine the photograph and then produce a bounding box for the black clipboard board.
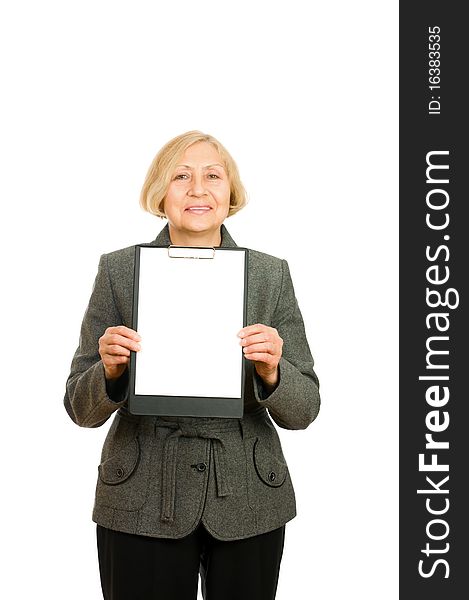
[129,244,248,417]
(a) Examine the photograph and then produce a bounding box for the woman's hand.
[238,324,283,391]
[99,326,141,380]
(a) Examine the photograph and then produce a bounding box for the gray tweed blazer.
[64,223,320,540]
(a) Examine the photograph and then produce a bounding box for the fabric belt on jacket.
[155,419,241,523]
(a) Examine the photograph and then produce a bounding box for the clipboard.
[129,244,248,417]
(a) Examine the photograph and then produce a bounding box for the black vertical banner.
[400,3,467,597]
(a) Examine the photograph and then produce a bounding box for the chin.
[183,219,220,232]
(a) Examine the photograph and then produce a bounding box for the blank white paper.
[134,247,246,398]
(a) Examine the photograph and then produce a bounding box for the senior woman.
[64,130,320,600]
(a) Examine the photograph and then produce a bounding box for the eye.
[174,173,189,180]
[207,173,220,179]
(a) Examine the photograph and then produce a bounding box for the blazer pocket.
[253,438,287,488]
[98,437,141,485]
[95,432,152,512]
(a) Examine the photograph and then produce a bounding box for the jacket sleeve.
[252,259,321,430]
[64,253,129,428]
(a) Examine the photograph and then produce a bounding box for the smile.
[185,206,212,214]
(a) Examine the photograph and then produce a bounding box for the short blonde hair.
[140,130,248,218]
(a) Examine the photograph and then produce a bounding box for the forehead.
[177,141,225,167]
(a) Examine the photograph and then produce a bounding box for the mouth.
[185,206,212,215]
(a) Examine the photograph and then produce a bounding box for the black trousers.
[97,523,285,600]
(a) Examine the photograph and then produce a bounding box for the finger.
[103,354,130,366]
[237,324,271,338]
[102,333,141,351]
[242,351,277,365]
[105,325,141,342]
[242,341,277,355]
[104,344,131,357]
[239,331,278,347]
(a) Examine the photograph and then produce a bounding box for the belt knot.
[157,421,233,522]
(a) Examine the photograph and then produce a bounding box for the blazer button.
[196,462,207,472]
[116,468,125,478]
[268,471,276,482]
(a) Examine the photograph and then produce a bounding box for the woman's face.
[164,142,231,242]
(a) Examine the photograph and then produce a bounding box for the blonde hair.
[140,130,248,218]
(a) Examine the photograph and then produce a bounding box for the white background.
[1,1,398,598]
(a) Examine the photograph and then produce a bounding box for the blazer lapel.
[150,223,171,246]
[150,223,238,248]
[220,224,238,248]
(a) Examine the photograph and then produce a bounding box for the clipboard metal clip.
[167,246,215,259]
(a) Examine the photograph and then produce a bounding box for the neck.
[168,225,222,247]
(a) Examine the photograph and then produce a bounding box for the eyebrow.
[175,163,225,170]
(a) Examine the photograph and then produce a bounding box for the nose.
[188,172,207,197]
